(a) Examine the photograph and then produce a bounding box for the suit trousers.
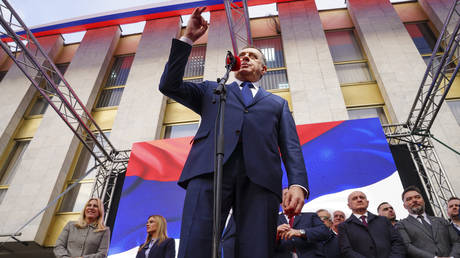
[178,143,279,258]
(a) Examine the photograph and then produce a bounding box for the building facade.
[0,0,459,256]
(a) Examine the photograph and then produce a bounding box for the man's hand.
[184,7,208,42]
[283,229,304,239]
[277,223,291,240]
[282,186,305,217]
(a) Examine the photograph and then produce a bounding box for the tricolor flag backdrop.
[108,117,406,257]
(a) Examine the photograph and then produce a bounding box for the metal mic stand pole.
[211,60,233,258]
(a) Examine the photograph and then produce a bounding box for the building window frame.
[325,28,376,86]
[347,105,390,125]
[0,138,31,204]
[94,54,135,110]
[162,121,200,139]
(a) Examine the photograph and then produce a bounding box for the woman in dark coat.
[136,215,175,258]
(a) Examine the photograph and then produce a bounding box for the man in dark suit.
[397,186,460,257]
[275,189,329,257]
[338,191,405,258]
[447,197,460,236]
[316,209,341,258]
[159,7,309,258]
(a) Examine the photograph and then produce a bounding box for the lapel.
[406,215,434,239]
[228,82,245,106]
[347,215,367,228]
[249,86,270,107]
[279,213,288,225]
[367,212,380,226]
[293,213,302,227]
[428,216,438,240]
[228,82,270,107]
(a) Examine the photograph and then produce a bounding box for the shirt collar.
[352,211,369,220]
[409,212,428,220]
[234,78,260,90]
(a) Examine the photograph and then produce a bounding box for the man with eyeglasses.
[316,209,340,258]
[378,202,398,226]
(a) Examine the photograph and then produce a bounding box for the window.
[164,123,199,139]
[96,54,135,108]
[403,21,451,69]
[254,36,288,90]
[447,100,460,126]
[26,63,70,117]
[184,45,206,82]
[347,106,388,124]
[325,29,374,84]
[405,22,438,55]
[59,132,110,212]
[0,140,30,204]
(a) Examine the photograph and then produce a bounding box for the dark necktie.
[417,215,432,233]
[241,81,254,106]
[288,216,296,253]
[360,215,368,227]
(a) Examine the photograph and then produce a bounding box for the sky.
[7,0,408,42]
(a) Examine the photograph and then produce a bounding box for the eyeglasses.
[320,216,331,221]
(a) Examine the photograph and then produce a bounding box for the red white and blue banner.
[10,0,297,39]
[108,117,406,257]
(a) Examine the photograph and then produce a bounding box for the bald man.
[338,191,405,258]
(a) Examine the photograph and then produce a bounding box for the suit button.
[244,109,248,113]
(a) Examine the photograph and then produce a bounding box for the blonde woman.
[136,215,175,258]
[54,198,110,258]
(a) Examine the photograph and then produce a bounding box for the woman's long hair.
[75,198,106,232]
[138,215,169,251]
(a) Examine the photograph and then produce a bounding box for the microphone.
[226,51,241,71]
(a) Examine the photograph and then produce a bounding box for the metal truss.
[0,0,115,165]
[383,124,455,218]
[382,0,460,218]
[91,149,131,223]
[407,0,460,138]
[224,0,252,55]
[0,0,128,236]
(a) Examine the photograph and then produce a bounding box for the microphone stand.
[211,51,234,258]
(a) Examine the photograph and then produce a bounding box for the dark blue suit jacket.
[135,238,175,258]
[321,230,340,258]
[275,212,329,258]
[159,39,309,199]
[338,212,405,258]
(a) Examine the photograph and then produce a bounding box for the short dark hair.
[448,196,460,203]
[402,185,423,201]
[377,202,389,213]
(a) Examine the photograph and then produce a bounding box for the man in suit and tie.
[159,7,309,258]
[275,189,329,257]
[447,197,460,236]
[338,191,405,258]
[316,209,341,258]
[397,186,460,258]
